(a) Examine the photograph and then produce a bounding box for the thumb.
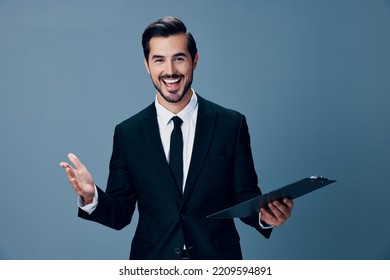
[67,153,83,169]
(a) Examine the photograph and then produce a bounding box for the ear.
[144,58,150,74]
[192,52,199,70]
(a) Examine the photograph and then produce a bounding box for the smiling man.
[144,24,198,113]
[60,17,293,260]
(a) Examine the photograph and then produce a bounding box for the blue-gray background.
[1,0,389,260]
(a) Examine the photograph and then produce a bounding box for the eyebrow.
[151,52,188,60]
[172,52,187,58]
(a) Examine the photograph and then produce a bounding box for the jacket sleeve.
[232,115,273,238]
[78,125,138,230]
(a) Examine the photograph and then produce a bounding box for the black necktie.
[169,116,183,192]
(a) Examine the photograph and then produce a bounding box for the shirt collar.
[155,89,198,126]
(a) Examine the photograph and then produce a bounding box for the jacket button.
[174,248,181,255]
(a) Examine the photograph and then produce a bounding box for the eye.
[174,56,185,62]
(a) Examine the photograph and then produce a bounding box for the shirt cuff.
[78,185,98,214]
[258,211,274,229]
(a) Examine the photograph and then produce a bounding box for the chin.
[160,89,185,103]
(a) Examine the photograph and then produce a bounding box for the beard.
[152,72,194,104]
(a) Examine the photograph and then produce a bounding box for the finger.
[62,165,81,187]
[283,198,294,211]
[60,160,78,178]
[69,177,82,193]
[260,207,271,216]
[260,207,281,226]
[60,162,70,169]
[271,201,291,218]
[260,207,275,221]
[265,202,289,225]
[64,166,73,177]
[65,167,78,186]
[67,153,83,169]
[272,200,291,212]
[268,202,284,218]
[60,163,75,180]
[60,160,84,195]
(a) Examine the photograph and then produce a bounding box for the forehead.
[148,34,189,57]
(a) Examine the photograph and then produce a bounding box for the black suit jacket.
[79,95,272,259]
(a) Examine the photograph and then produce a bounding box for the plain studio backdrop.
[0,0,389,260]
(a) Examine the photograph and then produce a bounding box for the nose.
[165,60,176,75]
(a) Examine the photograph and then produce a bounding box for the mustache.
[159,74,183,80]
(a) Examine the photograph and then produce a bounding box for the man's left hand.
[260,198,294,227]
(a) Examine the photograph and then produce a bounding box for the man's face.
[144,34,198,105]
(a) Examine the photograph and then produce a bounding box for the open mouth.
[161,76,182,91]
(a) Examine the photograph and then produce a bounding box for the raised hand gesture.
[60,153,95,204]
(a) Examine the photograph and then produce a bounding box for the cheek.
[149,70,162,80]
[178,66,193,77]
[147,65,161,76]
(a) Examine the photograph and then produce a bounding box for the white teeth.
[164,78,180,84]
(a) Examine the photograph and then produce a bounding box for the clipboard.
[207,176,336,219]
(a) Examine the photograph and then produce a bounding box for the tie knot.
[171,116,183,128]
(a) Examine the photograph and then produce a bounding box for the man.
[60,17,293,260]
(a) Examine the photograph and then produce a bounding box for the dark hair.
[142,17,198,62]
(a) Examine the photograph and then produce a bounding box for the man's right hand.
[60,153,95,204]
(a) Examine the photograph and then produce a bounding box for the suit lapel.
[182,96,217,204]
[139,104,182,202]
